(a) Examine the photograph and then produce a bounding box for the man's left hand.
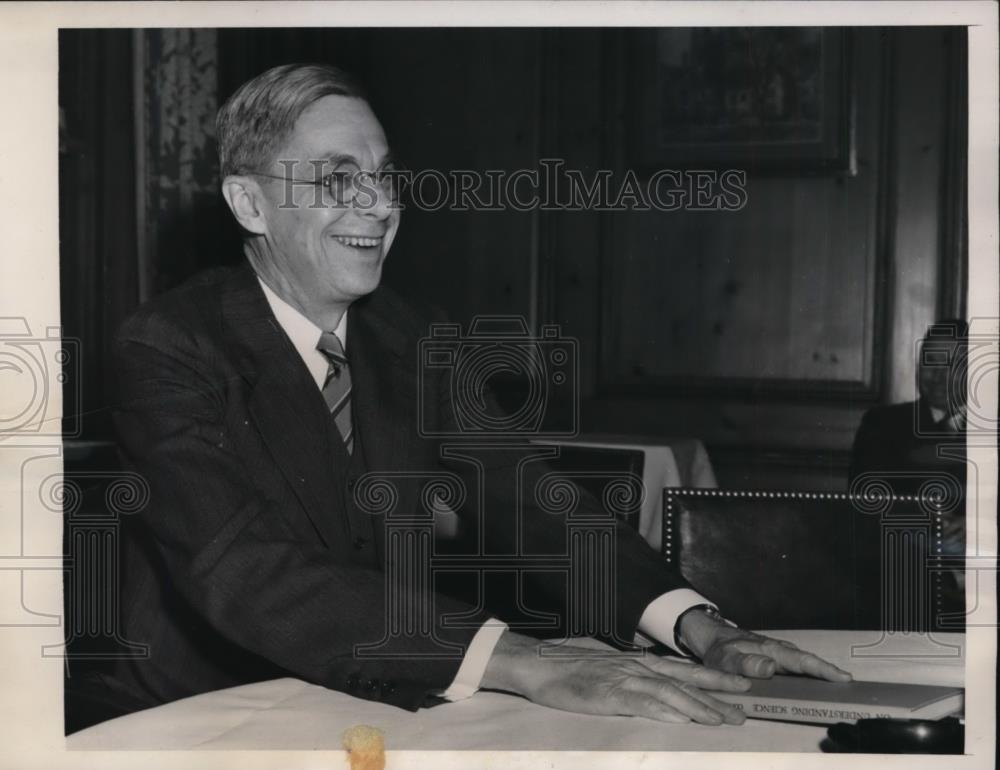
[678,609,852,683]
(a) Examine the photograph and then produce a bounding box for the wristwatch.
[673,603,737,657]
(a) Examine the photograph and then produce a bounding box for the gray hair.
[216,63,366,178]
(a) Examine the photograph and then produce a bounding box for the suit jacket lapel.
[221,265,345,548]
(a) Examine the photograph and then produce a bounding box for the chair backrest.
[662,488,962,632]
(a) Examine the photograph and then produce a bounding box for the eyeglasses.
[249,159,403,207]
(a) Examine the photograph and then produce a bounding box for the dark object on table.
[822,717,964,754]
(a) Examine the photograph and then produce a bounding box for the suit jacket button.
[365,679,379,694]
[347,477,357,492]
[353,536,369,550]
[381,681,396,696]
[347,674,360,690]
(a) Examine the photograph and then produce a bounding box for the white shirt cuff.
[439,618,508,701]
[635,588,716,655]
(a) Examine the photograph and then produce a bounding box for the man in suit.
[849,319,968,622]
[78,63,850,733]
[850,319,968,496]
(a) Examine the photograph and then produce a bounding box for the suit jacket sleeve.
[112,313,487,710]
[430,351,690,646]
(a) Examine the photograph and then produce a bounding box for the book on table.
[709,676,964,725]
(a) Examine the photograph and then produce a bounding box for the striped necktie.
[317,331,354,454]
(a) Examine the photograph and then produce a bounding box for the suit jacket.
[848,400,967,495]
[847,400,967,629]
[102,262,687,715]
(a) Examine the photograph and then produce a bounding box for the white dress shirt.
[928,403,966,432]
[257,276,715,700]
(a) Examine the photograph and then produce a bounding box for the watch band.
[672,603,736,657]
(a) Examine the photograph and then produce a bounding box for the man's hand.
[481,630,751,725]
[677,609,853,682]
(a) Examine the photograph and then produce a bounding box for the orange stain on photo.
[342,724,386,770]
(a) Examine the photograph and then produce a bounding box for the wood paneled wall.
[216,28,546,324]
[59,30,138,440]
[60,28,967,491]
[545,28,966,490]
[600,31,882,395]
[366,29,544,326]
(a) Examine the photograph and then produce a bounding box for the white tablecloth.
[67,630,963,751]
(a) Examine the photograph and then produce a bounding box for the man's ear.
[221,175,269,236]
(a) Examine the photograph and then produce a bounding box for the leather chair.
[662,488,964,632]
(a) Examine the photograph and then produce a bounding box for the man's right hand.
[480,630,751,725]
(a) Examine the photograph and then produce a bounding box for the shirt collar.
[257,275,348,389]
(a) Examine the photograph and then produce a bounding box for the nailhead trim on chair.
[661,487,955,559]
[661,485,961,630]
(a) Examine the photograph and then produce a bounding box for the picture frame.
[631,27,855,175]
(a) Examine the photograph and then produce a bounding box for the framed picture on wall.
[598,26,893,405]
[631,27,855,174]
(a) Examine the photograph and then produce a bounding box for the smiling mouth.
[331,235,383,249]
